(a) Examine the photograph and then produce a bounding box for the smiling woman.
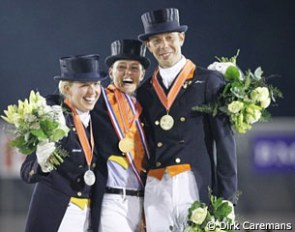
[110,60,145,95]
[90,39,150,232]
[59,81,101,112]
[19,54,108,232]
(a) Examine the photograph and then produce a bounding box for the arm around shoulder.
[206,70,238,204]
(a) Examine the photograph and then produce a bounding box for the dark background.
[0,0,294,117]
[0,1,295,231]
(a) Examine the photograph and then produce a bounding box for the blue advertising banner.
[252,134,295,171]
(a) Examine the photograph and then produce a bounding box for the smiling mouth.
[83,97,96,104]
[160,52,171,58]
[122,79,134,85]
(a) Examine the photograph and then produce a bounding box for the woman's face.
[109,60,145,95]
[64,81,101,112]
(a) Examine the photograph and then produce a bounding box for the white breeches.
[144,170,199,232]
[58,202,90,232]
[99,193,143,232]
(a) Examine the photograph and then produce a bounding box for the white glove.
[208,61,235,74]
[36,140,55,173]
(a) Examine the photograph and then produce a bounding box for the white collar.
[159,56,186,89]
[76,109,90,128]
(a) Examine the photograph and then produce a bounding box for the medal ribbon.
[64,98,94,168]
[124,92,150,160]
[101,87,145,187]
[113,87,135,134]
[152,59,196,111]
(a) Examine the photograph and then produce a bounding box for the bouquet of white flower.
[192,50,283,134]
[170,191,236,232]
[1,90,70,168]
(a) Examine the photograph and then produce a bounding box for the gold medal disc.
[159,114,174,131]
[118,137,134,153]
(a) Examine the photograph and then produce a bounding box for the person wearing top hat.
[90,39,150,232]
[20,54,107,232]
[137,8,238,231]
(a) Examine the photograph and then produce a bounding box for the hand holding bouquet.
[1,90,70,170]
[192,50,283,134]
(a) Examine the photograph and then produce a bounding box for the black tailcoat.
[20,95,107,232]
[137,66,238,204]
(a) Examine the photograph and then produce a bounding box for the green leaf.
[214,201,232,220]
[18,145,36,155]
[260,110,271,122]
[10,135,26,148]
[224,66,240,81]
[50,128,67,141]
[219,106,228,114]
[216,49,240,64]
[10,136,36,154]
[40,118,58,136]
[31,129,48,140]
[244,73,252,90]
[268,85,283,101]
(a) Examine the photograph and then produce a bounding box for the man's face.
[146,32,185,68]
[109,60,145,95]
[65,81,101,112]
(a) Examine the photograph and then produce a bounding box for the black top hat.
[138,8,188,41]
[54,54,106,82]
[105,39,150,69]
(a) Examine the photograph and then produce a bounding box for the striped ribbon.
[124,93,150,160]
[101,87,148,187]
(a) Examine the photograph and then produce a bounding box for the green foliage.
[216,49,240,64]
[10,135,36,155]
[1,90,70,167]
[171,190,236,232]
[224,66,240,81]
[192,51,283,134]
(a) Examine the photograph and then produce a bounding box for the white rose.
[245,109,262,124]
[260,98,271,108]
[190,207,208,225]
[227,101,244,114]
[250,87,269,102]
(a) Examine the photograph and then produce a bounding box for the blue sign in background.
[252,134,295,171]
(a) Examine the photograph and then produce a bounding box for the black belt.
[105,187,144,197]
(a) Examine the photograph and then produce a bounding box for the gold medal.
[159,114,174,131]
[118,137,134,153]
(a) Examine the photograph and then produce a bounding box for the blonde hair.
[58,81,73,97]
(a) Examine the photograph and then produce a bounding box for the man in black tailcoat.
[137,8,238,231]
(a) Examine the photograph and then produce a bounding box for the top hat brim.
[105,55,150,69]
[138,25,188,41]
[53,73,108,82]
